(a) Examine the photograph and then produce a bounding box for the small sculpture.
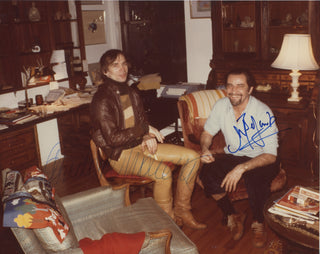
[28,2,40,22]
[240,16,254,28]
[296,10,308,26]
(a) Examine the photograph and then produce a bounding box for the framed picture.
[190,0,211,19]
[82,10,106,45]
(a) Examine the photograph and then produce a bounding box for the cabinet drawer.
[0,126,39,170]
[0,127,35,153]
[0,149,37,170]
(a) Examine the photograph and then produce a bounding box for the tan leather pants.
[109,143,200,213]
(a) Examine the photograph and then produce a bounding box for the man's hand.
[200,150,215,164]
[200,131,214,163]
[221,164,246,192]
[221,153,276,192]
[142,135,158,154]
[149,125,164,143]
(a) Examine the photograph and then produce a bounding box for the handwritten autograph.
[228,112,278,153]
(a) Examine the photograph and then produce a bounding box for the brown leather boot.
[251,221,267,248]
[157,198,175,220]
[227,213,246,240]
[174,180,207,229]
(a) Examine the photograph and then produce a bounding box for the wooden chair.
[90,139,154,202]
[177,89,287,202]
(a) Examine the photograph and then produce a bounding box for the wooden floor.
[1,146,319,254]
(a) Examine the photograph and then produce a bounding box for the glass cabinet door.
[267,1,309,60]
[221,1,257,55]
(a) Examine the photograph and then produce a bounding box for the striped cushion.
[179,89,226,122]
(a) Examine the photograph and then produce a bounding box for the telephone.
[45,88,65,103]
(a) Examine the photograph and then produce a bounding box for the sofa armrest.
[140,230,172,254]
[61,186,128,224]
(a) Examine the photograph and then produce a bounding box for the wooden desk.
[0,103,90,171]
[264,190,319,253]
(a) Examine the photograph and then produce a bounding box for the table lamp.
[271,34,319,102]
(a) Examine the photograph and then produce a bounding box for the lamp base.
[288,96,302,102]
[288,70,302,103]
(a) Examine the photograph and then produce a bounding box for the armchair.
[10,185,199,254]
[177,89,287,201]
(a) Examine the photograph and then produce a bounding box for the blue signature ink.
[45,142,62,165]
[43,142,63,181]
[228,112,278,153]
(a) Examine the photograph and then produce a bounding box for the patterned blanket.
[2,166,69,243]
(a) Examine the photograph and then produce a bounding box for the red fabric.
[105,170,150,180]
[79,232,145,254]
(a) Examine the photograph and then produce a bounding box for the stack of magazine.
[268,186,319,224]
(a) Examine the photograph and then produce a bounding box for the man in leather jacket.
[90,49,206,229]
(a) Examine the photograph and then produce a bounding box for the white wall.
[184,0,212,84]
[36,119,63,166]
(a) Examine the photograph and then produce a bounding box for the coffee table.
[264,190,319,252]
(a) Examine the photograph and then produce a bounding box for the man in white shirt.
[199,68,280,248]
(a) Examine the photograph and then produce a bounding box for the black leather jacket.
[90,77,149,160]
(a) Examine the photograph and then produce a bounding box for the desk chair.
[90,139,154,203]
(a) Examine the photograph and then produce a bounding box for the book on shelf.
[268,186,319,223]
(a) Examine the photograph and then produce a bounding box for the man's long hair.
[100,49,126,77]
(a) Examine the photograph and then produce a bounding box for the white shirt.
[204,96,279,158]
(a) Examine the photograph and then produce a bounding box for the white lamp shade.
[271,34,319,71]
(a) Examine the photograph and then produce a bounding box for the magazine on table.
[268,186,319,223]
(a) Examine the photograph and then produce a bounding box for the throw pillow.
[2,166,78,252]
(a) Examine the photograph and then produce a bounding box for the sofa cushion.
[70,197,198,254]
[79,232,145,254]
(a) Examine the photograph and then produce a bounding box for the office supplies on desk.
[0,109,37,125]
[160,83,205,98]
[45,88,65,103]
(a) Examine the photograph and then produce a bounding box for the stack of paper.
[268,186,319,224]
[0,110,37,126]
